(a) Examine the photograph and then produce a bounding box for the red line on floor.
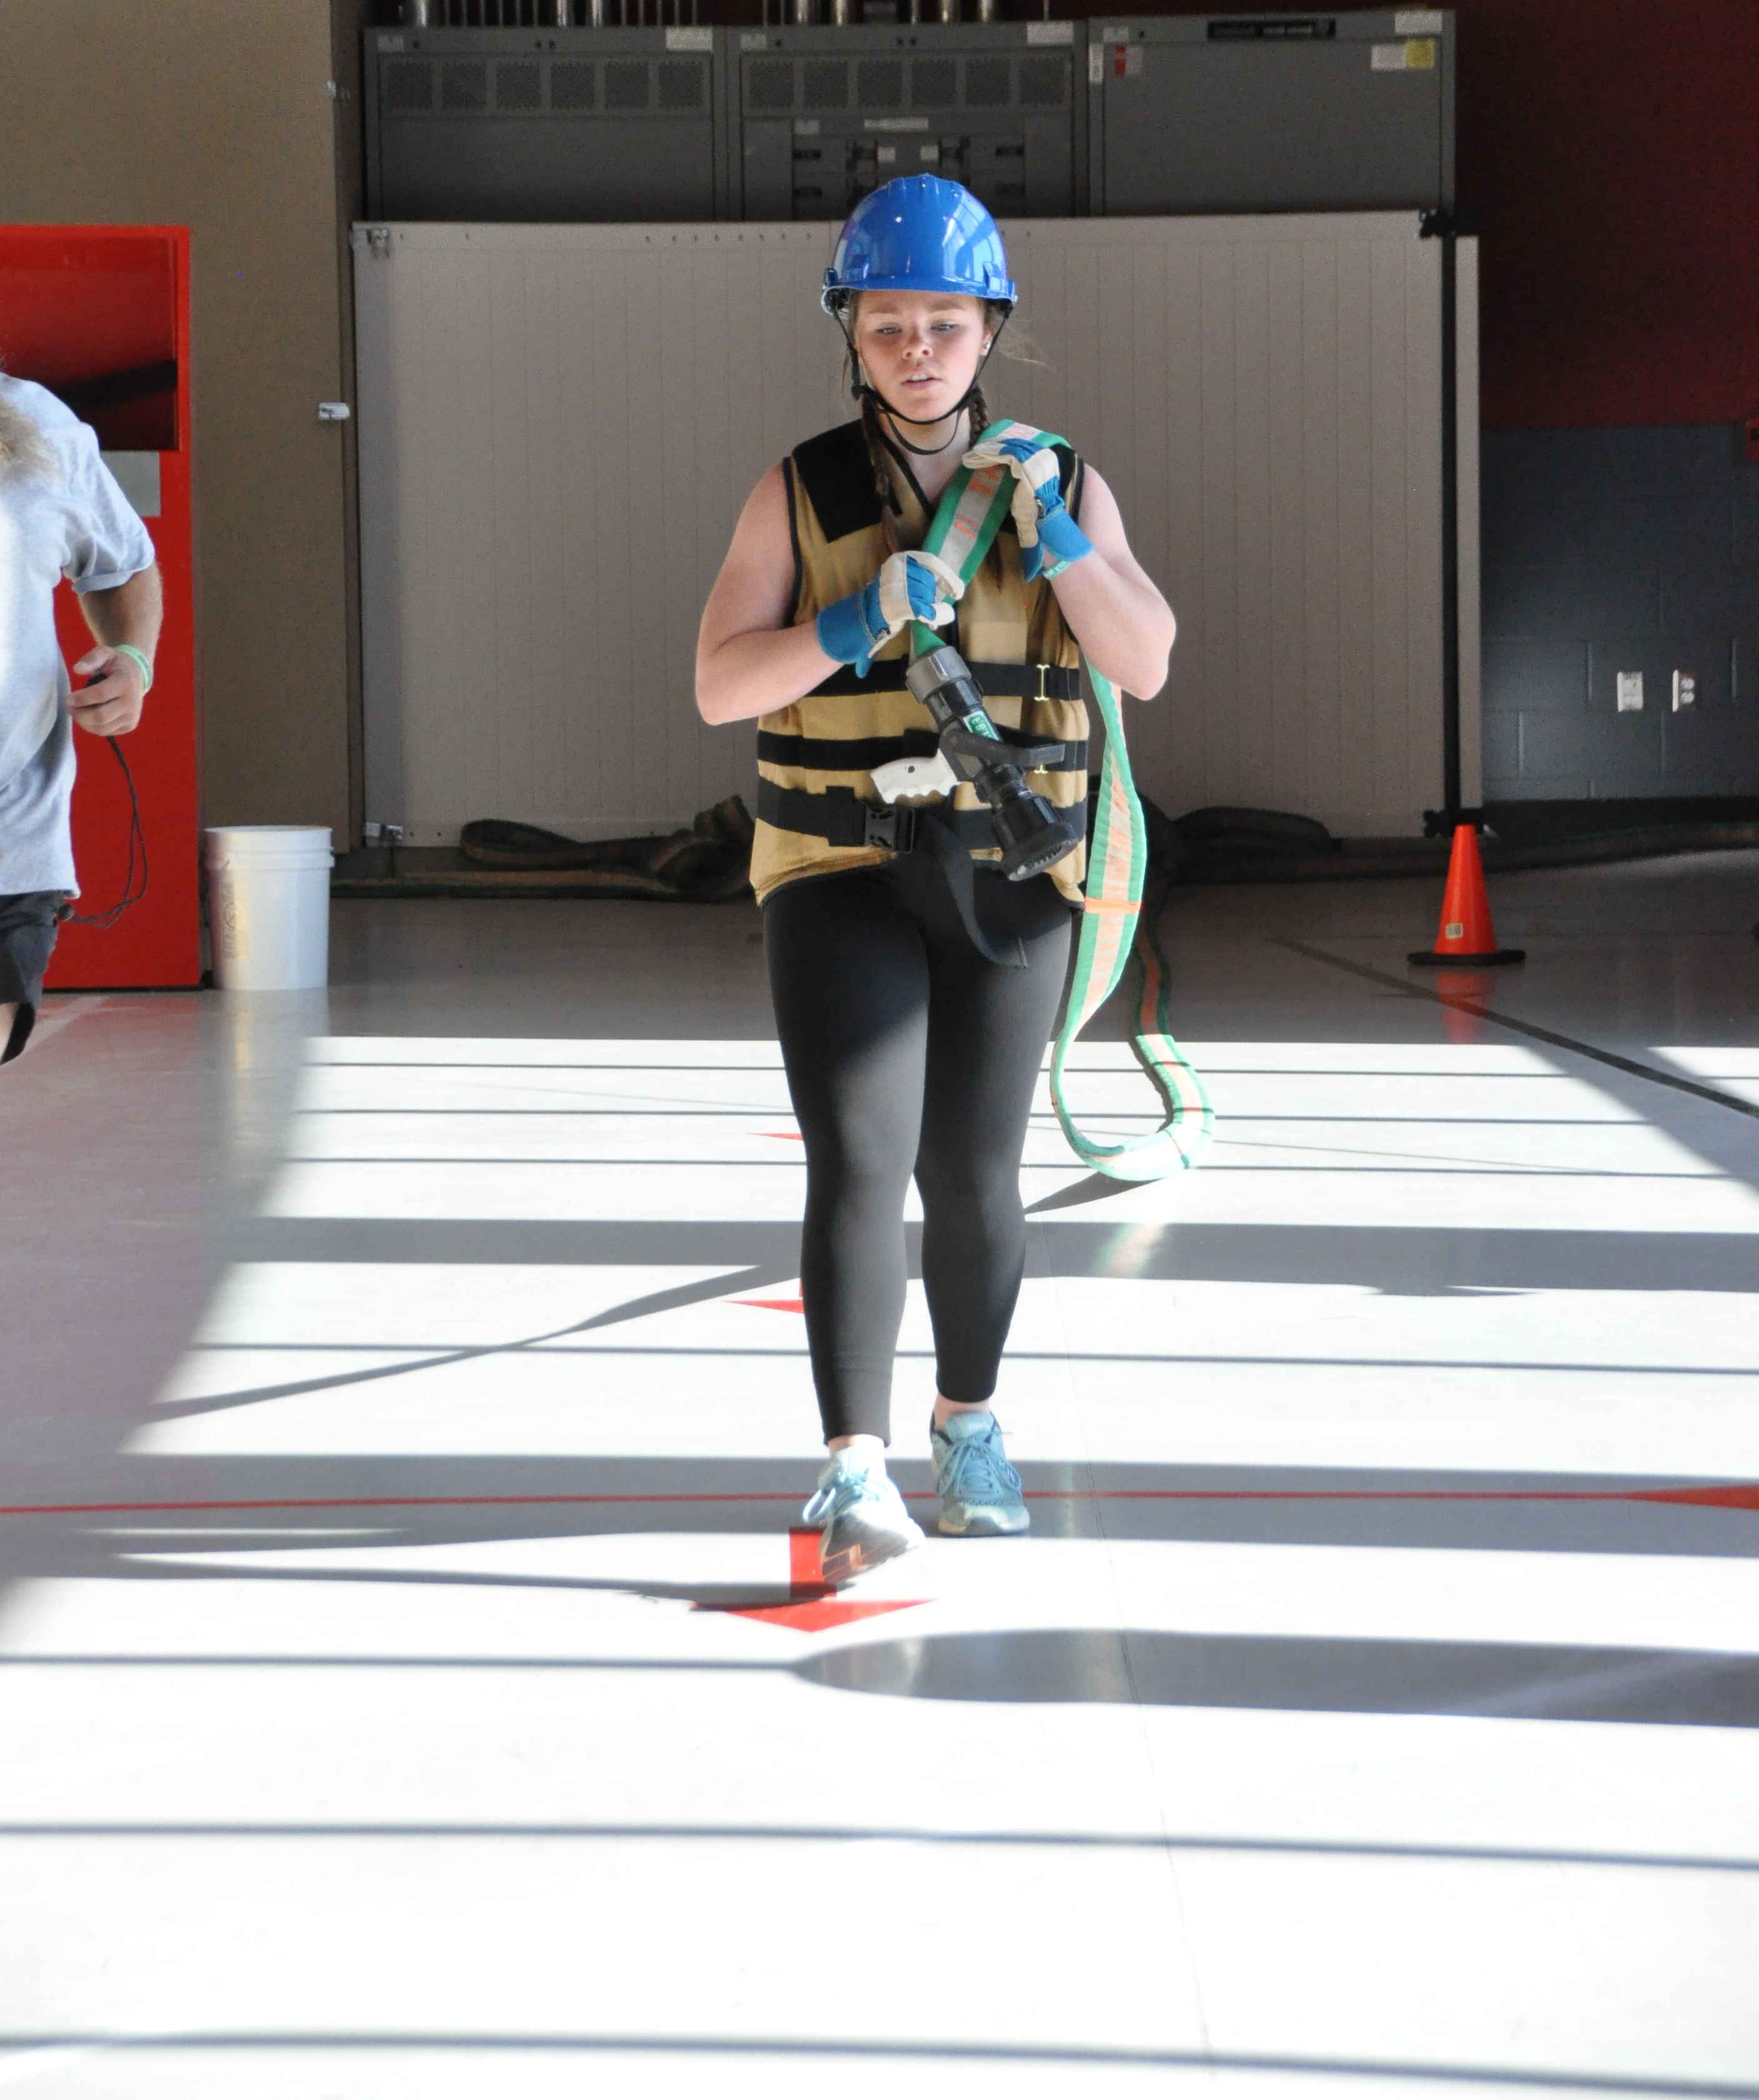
[1,1486,1755,1519]
[0,1494,808,1517]
[733,1298,806,1314]
[719,1598,924,1631]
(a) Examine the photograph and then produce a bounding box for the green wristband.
[111,643,154,694]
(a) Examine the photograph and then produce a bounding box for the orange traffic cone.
[1408,824,1525,966]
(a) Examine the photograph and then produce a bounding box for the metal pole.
[1441,228,1461,821]
[1420,209,1463,828]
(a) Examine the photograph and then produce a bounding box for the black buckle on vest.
[863,803,915,852]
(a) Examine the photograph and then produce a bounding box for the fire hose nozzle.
[906,646,1082,882]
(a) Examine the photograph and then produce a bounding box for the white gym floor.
[3,854,1758,2096]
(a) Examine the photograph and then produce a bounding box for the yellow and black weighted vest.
[750,418,1090,909]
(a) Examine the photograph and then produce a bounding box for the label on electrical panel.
[864,116,928,131]
[665,26,711,50]
[1113,42,1145,76]
[1026,19,1073,42]
[740,29,773,49]
[1371,38,1433,68]
[1087,42,1104,84]
[377,33,404,50]
[1394,9,1443,32]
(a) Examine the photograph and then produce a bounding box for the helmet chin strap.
[865,389,971,457]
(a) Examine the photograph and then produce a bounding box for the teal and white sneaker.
[803,1454,925,1588]
[930,1409,1030,1538]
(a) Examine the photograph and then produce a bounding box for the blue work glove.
[963,430,1095,582]
[815,549,964,678]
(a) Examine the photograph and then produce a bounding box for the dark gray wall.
[1481,426,1759,801]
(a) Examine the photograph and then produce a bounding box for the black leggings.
[764,855,1073,1444]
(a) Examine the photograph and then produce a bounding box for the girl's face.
[852,292,993,424]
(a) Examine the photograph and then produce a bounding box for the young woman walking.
[697,178,1174,1582]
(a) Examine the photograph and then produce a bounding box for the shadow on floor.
[802,1626,1759,1728]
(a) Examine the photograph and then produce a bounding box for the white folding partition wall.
[353,215,1478,842]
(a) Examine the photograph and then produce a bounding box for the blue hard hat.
[821,176,1016,314]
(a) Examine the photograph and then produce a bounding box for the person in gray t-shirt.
[0,371,161,1062]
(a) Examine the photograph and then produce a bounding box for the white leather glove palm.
[874,547,965,635]
[816,548,966,677]
[963,434,1060,553]
[963,431,1093,581]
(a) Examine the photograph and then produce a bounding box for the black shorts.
[0,891,65,1062]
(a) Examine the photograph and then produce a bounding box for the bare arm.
[696,468,841,726]
[73,564,163,738]
[696,458,1176,722]
[1048,468,1175,699]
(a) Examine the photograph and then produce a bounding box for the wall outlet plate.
[1616,671,1644,713]
[1672,671,1696,711]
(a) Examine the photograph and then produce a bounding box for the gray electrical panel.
[363,26,724,222]
[361,13,1448,227]
[1089,11,1454,216]
[731,22,1084,221]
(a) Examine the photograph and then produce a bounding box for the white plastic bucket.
[204,826,334,991]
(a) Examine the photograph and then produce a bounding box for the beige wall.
[1,0,370,838]
[358,216,1451,842]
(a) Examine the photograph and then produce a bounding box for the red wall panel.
[1453,0,1759,431]
[0,226,201,988]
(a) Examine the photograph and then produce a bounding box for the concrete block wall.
[1480,426,1759,801]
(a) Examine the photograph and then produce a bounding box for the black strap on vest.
[758,779,995,856]
[801,660,1081,701]
[755,781,1088,968]
[758,721,1088,776]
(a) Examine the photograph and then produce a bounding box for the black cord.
[59,737,149,929]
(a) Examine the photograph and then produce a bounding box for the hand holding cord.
[59,668,150,930]
[816,548,965,678]
[960,433,1095,584]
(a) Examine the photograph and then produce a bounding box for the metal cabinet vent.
[365,12,1451,226]
[734,24,1082,222]
[364,27,723,222]
[1088,10,1455,216]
